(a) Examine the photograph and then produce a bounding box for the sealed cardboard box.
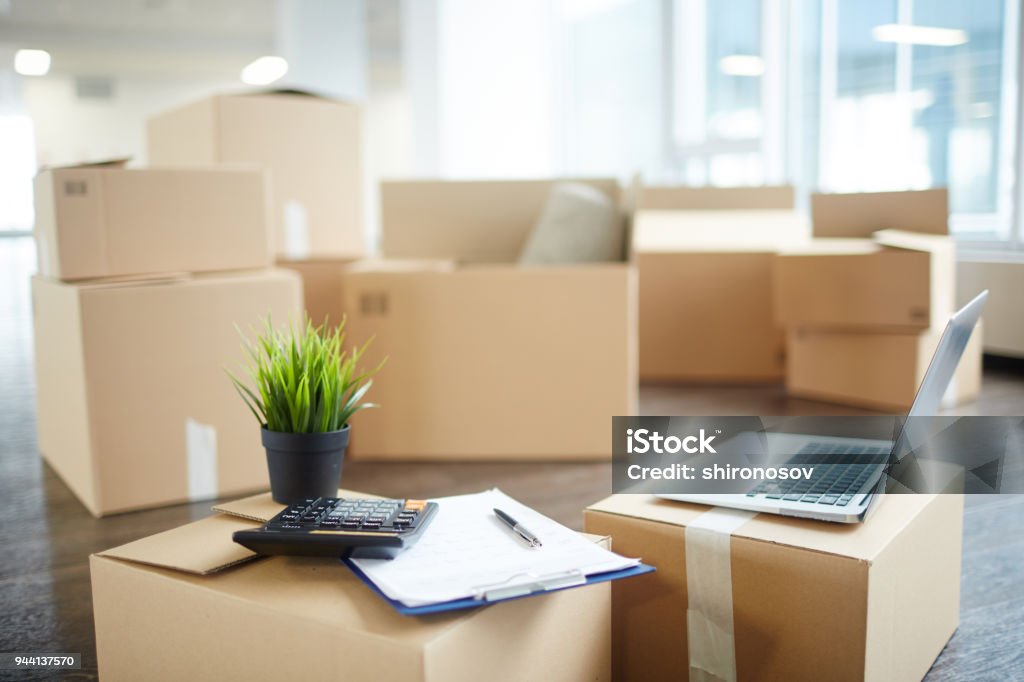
[34,162,271,280]
[91,490,611,682]
[584,493,962,682]
[342,179,636,461]
[634,208,808,382]
[773,230,956,331]
[786,322,983,411]
[276,257,359,326]
[147,91,363,259]
[33,269,301,516]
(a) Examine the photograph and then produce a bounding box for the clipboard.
[343,558,655,615]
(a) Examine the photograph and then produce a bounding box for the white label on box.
[185,418,218,501]
[685,507,757,682]
[283,200,311,259]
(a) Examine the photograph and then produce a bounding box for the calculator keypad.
[269,497,425,533]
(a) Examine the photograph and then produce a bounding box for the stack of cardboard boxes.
[32,161,301,516]
[146,91,366,324]
[632,185,807,382]
[774,189,982,411]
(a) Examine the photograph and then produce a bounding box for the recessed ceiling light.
[873,24,968,47]
[719,55,764,77]
[14,49,51,77]
[241,56,288,86]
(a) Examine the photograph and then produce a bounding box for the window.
[660,0,1021,246]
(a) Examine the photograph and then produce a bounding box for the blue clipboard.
[342,558,656,616]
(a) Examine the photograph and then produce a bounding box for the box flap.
[342,258,458,274]
[633,210,809,253]
[872,229,953,254]
[811,189,948,238]
[213,488,381,523]
[586,494,935,561]
[777,238,883,256]
[96,514,260,575]
[39,157,132,171]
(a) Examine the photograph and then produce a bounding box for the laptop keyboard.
[745,443,889,507]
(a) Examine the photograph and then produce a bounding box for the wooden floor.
[2,236,1022,680]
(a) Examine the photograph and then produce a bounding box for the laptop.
[656,290,988,523]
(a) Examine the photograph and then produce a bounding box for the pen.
[493,508,543,548]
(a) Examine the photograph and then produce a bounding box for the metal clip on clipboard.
[471,569,588,602]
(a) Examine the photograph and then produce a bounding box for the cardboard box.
[584,493,963,682]
[773,230,956,331]
[33,269,302,516]
[786,323,983,411]
[34,162,271,280]
[811,189,949,239]
[634,209,809,382]
[147,91,363,259]
[91,490,611,682]
[636,184,795,211]
[343,179,636,460]
[276,257,359,327]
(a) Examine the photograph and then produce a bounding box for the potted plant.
[229,318,381,503]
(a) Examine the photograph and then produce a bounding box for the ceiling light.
[241,56,288,86]
[719,55,764,77]
[873,24,968,47]
[14,49,51,77]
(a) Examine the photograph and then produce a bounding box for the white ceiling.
[0,0,276,78]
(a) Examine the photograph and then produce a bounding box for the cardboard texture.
[786,323,983,411]
[276,257,359,327]
[634,209,809,382]
[584,493,963,682]
[147,92,364,259]
[811,189,949,239]
[343,179,636,460]
[380,178,622,262]
[636,185,795,211]
[773,230,956,331]
[32,269,302,516]
[34,164,271,280]
[91,490,611,682]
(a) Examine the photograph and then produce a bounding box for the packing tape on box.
[283,200,311,259]
[685,507,758,682]
[185,418,218,501]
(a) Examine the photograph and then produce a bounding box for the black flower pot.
[262,426,350,503]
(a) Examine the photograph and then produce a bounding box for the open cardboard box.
[34,161,271,281]
[341,179,637,460]
[584,493,963,682]
[147,90,364,260]
[632,185,807,382]
[33,269,301,516]
[91,489,611,682]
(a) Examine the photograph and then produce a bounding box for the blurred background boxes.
[34,162,271,280]
[342,178,636,460]
[147,91,364,260]
[773,188,978,410]
[33,270,301,516]
[633,185,806,382]
[276,257,359,327]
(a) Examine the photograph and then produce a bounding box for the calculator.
[232,496,439,560]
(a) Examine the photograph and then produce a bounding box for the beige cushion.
[519,183,624,265]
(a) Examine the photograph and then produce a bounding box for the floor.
[1,236,1022,680]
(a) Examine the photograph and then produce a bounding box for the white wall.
[22,75,236,167]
